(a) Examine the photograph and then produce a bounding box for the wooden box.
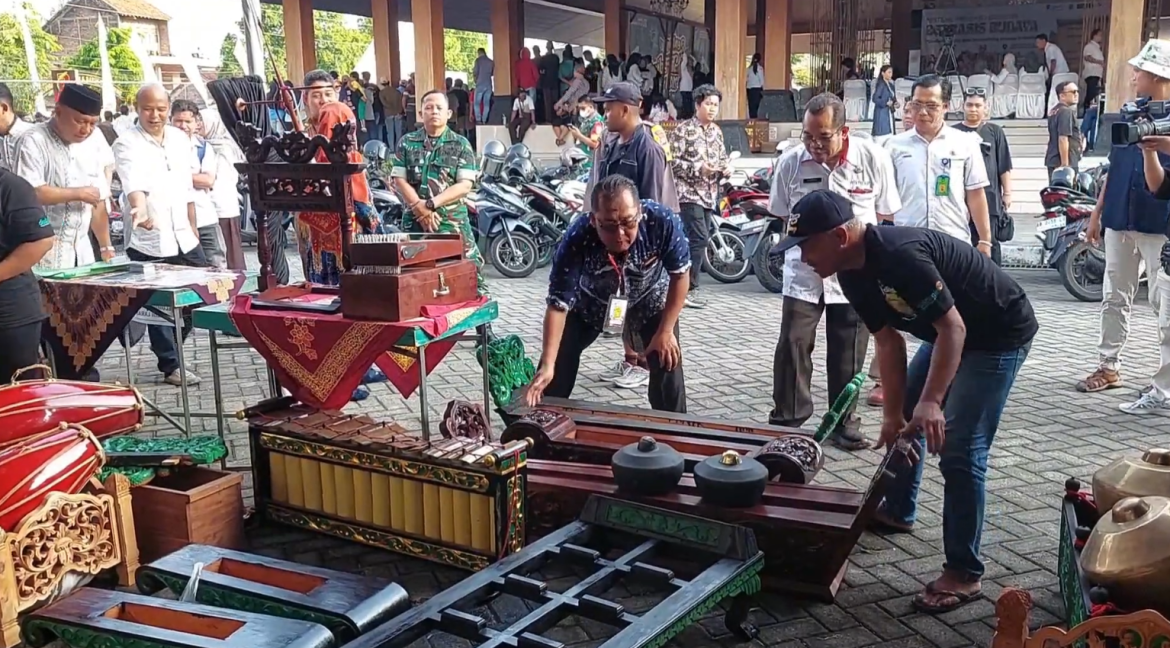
[130,467,245,563]
[340,259,478,322]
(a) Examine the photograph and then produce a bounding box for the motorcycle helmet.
[362,139,388,163]
[1075,171,1097,198]
[481,140,507,180]
[560,147,588,168]
[505,158,537,183]
[505,143,532,165]
[1049,166,1077,190]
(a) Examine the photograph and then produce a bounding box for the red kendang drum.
[0,424,105,530]
[0,365,144,446]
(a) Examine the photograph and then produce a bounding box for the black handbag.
[995,212,1015,243]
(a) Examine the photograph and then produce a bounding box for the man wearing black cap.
[773,189,1037,615]
[14,83,115,269]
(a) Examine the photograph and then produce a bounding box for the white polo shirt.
[1045,42,1070,74]
[769,135,902,305]
[113,124,200,259]
[190,137,219,229]
[883,125,989,244]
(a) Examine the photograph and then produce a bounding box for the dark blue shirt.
[1103,136,1170,235]
[547,199,691,329]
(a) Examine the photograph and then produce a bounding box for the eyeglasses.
[907,101,946,114]
[595,215,642,233]
[800,129,842,147]
[964,88,987,97]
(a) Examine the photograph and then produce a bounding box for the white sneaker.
[597,361,632,382]
[164,369,202,386]
[1119,391,1170,415]
[612,365,650,389]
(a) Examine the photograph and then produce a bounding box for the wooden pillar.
[491,0,522,93]
[282,0,316,83]
[889,0,911,77]
[714,0,749,118]
[1105,0,1144,111]
[412,0,445,95]
[762,0,791,89]
[371,0,400,84]
[605,0,624,56]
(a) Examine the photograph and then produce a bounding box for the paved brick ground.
[101,256,1170,648]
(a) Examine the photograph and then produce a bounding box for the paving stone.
[803,627,882,648]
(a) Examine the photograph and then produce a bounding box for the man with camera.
[1077,39,1170,399]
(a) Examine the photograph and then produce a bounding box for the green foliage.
[445,29,487,76]
[218,33,244,77]
[65,26,142,104]
[0,5,60,115]
[256,4,287,80]
[313,12,371,76]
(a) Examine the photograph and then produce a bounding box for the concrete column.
[490,0,521,92]
[713,0,748,119]
[1105,0,1143,112]
[282,0,316,83]
[371,0,400,85]
[605,0,624,56]
[412,0,445,95]
[762,0,791,89]
[889,0,912,77]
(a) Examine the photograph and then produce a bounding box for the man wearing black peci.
[772,189,1036,614]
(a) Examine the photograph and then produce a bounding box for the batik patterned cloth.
[667,117,729,209]
[229,295,492,410]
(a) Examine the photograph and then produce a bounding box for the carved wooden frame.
[0,473,138,648]
[992,587,1170,648]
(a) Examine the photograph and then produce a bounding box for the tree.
[445,29,487,76]
[218,33,244,77]
[0,5,60,115]
[313,12,371,76]
[65,27,143,104]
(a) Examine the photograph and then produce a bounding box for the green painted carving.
[1058,505,1090,629]
[644,560,764,648]
[23,620,170,648]
[601,503,722,548]
[476,334,535,410]
[97,435,228,485]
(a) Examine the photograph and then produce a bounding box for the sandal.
[1076,368,1123,393]
[912,582,983,614]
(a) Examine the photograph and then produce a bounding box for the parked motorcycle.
[469,180,541,278]
[703,155,763,284]
[1036,164,1109,302]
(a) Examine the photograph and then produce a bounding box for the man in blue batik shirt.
[525,174,691,412]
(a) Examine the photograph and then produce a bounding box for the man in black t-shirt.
[775,190,1037,616]
[0,170,55,382]
[1045,81,1081,181]
[954,88,1013,266]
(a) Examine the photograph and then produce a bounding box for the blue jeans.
[881,341,1030,579]
[384,115,404,152]
[473,87,493,123]
[1081,107,1098,150]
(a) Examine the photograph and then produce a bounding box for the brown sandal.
[1076,368,1123,393]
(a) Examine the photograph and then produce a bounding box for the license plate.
[1036,216,1067,233]
[728,214,749,226]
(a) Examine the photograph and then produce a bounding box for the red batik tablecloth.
[228,294,490,410]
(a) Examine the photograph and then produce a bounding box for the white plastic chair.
[842,80,869,122]
[1016,72,1047,119]
[1048,72,1080,111]
[991,74,1019,118]
[893,78,914,120]
[946,75,965,112]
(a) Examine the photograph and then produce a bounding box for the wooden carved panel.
[992,588,1170,648]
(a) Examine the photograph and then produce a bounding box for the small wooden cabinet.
[130,467,245,563]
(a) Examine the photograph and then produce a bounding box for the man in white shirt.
[1037,34,1070,77]
[1082,29,1105,110]
[768,93,902,450]
[508,89,535,146]
[170,99,224,268]
[0,83,32,171]
[113,83,205,386]
[13,84,115,270]
[112,104,136,137]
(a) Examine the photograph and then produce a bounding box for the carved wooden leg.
[724,593,759,641]
[103,473,139,588]
[0,532,19,648]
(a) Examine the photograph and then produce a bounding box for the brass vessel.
[1092,448,1170,515]
[1080,496,1170,614]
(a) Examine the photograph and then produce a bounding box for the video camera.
[1113,98,1170,145]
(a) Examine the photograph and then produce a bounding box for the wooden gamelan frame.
[0,474,139,648]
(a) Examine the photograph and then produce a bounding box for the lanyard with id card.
[604,254,628,333]
[934,157,951,197]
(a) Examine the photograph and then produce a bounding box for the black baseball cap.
[592,81,642,106]
[771,190,856,254]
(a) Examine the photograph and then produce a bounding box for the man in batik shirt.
[668,83,729,309]
[14,84,115,270]
[388,89,486,296]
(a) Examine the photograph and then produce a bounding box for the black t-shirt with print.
[0,170,53,327]
[837,225,1038,351]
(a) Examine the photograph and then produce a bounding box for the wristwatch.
[425,198,436,211]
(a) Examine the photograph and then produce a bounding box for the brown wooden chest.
[340,259,478,322]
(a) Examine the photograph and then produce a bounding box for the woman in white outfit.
[746,53,765,118]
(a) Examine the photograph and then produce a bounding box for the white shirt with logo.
[883,125,990,244]
[768,136,902,305]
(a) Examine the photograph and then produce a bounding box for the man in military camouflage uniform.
[388,89,487,295]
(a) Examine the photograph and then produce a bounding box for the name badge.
[605,296,628,333]
[934,174,951,197]
[802,177,823,184]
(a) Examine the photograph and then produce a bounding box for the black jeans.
[969,219,1003,266]
[680,91,694,119]
[747,88,763,119]
[1084,76,1101,110]
[770,296,868,438]
[509,115,532,145]
[0,320,44,383]
[546,309,687,413]
[678,203,710,289]
[126,245,207,375]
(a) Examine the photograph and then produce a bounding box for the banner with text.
[920,3,1083,74]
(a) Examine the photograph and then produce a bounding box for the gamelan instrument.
[0,365,143,445]
[610,436,684,496]
[245,397,528,571]
[343,495,764,648]
[1092,448,1170,515]
[340,233,478,322]
[1080,495,1170,615]
[0,424,105,531]
[523,443,908,600]
[137,544,410,643]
